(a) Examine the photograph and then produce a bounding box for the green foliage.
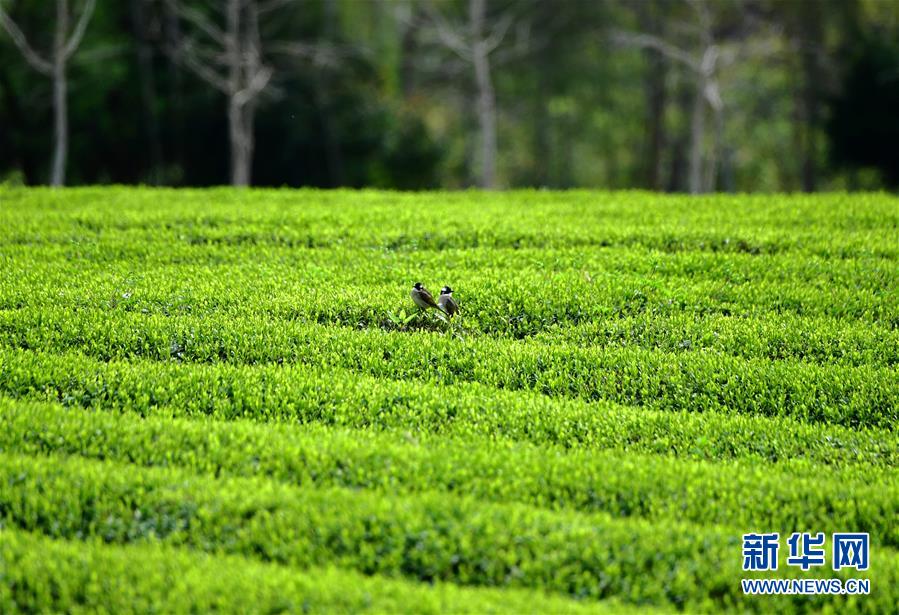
[1,452,895,613]
[1,348,896,467]
[0,529,625,614]
[0,188,896,612]
[1,308,895,428]
[1,398,896,548]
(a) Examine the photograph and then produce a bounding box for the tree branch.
[62,0,96,59]
[233,64,273,107]
[190,42,230,68]
[268,40,343,68]
[700,44,718,76]
[612,30,699,72]
[704,80,723,111]
[483,12,513,54]
[423,1,472,62]
[0,5,53,74]
[268,40,317,57]
[165,0,226,45]
[178,38,230,93]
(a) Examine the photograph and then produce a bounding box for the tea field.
[0,188,897,613]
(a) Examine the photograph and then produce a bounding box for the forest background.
[1,0,897,192]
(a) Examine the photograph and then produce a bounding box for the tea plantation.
[0,188,897,613]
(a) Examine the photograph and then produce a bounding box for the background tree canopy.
[1,0,897,191]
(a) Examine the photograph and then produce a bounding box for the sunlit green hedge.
[2,399,896,548]
[2,452,895,613]
[0,530,628,614]
[1,188,896,613]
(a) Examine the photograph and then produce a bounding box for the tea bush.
[0,187,896,612]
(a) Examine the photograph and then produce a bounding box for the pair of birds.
[410,282,460,317]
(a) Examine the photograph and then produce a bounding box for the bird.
[437,286,460,318]
[410,282,442,313]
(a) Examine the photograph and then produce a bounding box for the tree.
[615,0,776,193]
[614,0,724,194]
[0,0,96,186]
[165,0,277,186]
[426,0,516,189]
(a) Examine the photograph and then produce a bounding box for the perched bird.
[410,282,441,313]
[437,286,460,318]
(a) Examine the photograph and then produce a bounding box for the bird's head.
[440,286,453,295]
[413,282,423,290]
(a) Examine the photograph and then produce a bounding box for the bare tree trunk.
[470,0,496,189]
[165,0,273,187]
[223,0,253,187]
[225,0,245,187]
[50,0,70,187]
[472,45,496,189]
[616,1,738,194]
[2,0,94,186]
[228,99,252,187]
[699,44,722,194]
[51,58,68,187]
[426,0,511,189]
